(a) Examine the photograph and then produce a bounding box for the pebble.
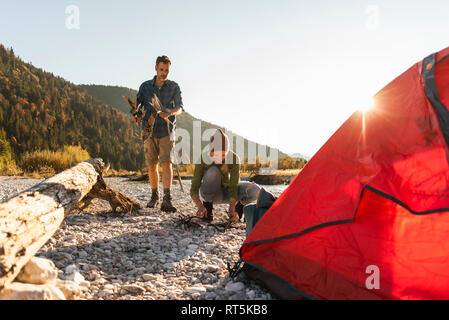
[190,293,202,299]
[229,292,246,300]
[99,289,113,298]
[205,292,217,299]
[185,286,207,294]
[225,282,245,292]
[163,262,176,270]
[246,290,256,299]
[210,258,226,268]
[54,253,73,261]
[78,280,90,288]
[142,274,157,281]
[93,239,105,247]
[178,238,191,247]
[154,229,170,237]
[122,284,145,294]
[187,244,199,251]
[206,264,220,273]
[0,177,285,300]
[67,272,85,284]
[119,289,128,295]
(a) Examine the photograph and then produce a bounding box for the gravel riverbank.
[0,176,287,300]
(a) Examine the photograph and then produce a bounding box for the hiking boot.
[146,189,159,208]
[203,201,213,222]
[235,201,244,220]
[161,193,177,213]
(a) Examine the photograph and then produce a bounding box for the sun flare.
[358,97,375,112]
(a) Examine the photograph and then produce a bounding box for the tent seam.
[242,184,449,247]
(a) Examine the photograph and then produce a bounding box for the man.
[137,55,183,212]
[190,129,261,222]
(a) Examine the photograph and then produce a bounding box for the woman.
[190,129,261,222]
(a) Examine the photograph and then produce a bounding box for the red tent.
[240,46,449,300]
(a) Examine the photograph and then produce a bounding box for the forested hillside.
[0,44,144,170]
[0,44,295,173]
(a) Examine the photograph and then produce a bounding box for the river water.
[259,184,289,195]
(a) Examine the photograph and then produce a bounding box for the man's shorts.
[143,135,174,165]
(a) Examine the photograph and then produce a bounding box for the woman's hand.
[192,194,206,218]
[228,210,239,222]
[196,205,207,218]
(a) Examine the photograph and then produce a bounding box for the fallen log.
[0,158,141,291]
[249,174,292,185]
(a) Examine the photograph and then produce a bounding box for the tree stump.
[0,158,141,291]
[76,174,141,214]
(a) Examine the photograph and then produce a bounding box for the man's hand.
[159,111,172,119]
[159,106,183,119]
[196,205,207,219]
[132,110,143,125]
[123,95,143,125]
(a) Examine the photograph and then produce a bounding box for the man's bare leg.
[161,161,172,190]
[148,164,159,189]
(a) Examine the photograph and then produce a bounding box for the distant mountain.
[80,84,136,115]
[0,44,144,170]
[80,84,289,161]
[290,153,310,161]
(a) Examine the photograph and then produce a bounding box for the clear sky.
[1,0,448,157]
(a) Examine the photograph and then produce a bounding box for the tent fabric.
[240,47,449,300]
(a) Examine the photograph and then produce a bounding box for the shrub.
[0,136,20,175]
[19,145,90,174]
[0,136,12,164]
[104,168,136,177]
[177,164,195,176]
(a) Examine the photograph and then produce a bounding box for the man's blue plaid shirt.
[137,76,184,138]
